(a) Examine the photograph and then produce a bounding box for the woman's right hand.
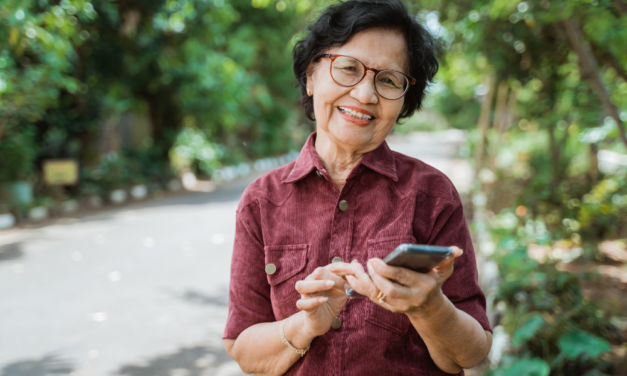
[294,266,349,338]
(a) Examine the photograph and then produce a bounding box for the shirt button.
[332,257,343,263]
[265,263,277,275]
[338,200,349,212]
[332,317,342,329]
[316,170,323,177]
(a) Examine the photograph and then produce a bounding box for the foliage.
[484,211,619,375]
[490,357,550,376]
[0,0,90,135]
[412,1,627,371]
[82,153,135,193]
[0,0,313,207]
[169,127,224,177]
[0,126,37,182]
[577,169,627,240]
[415,0,627,221]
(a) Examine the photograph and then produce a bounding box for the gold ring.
[376,291,386,303]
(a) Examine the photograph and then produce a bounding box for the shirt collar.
[283,132,398,184]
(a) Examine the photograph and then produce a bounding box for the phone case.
[383,244,453,273]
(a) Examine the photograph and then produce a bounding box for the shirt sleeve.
[223,199,275,340]
[422,188,492,333]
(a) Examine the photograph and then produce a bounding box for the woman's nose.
[350,72,379,104]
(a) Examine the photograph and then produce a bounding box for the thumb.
[434,246,463,272]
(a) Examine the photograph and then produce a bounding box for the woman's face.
[307,28,409,153]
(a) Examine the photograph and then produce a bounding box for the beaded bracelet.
[280,319,310,357]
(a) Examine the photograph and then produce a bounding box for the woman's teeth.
[338,107,372,120]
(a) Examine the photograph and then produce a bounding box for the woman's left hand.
[327,247,463,316]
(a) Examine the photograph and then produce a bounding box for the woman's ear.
[306,63,316,96]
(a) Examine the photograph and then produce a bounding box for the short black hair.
[292,0,441,122]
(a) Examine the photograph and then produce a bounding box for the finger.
[327,261,370,280]
[306,267,350,289]
[368,258,422,287]
[295,280,335,295]
[325,262,360,276]
[375,295,411,313]
[368,260,413,301]
[327,262,378,296]
[296,296,328,311]
[345,274,378,298]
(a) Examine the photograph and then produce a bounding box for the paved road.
[0,179,254,376]
[0,131,471,376]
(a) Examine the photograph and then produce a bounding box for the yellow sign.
[43,160,79,185]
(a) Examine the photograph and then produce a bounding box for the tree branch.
[613,0,627,15]
[563,20,627,148]
[590,42,627,82]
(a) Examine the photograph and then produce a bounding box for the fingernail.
[319,297,328,303]
[351,259,359,263]
[325,280,335,287]
[459,249,464,256]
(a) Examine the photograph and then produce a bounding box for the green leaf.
[512,314,545,347]
[583,370,611,376]
[500,358,551,376]
[557,330,611,360]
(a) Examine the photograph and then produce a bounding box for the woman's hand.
[294,266,349,338]
[327,247,463,317]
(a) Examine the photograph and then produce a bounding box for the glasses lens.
[331,56,365,86]
[376,70,409,99]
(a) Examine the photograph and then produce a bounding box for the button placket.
[326,171,359,375]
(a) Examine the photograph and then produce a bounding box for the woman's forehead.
[326,28,409,73]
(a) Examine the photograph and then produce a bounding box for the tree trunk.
[563,20,627,148]
[589,143,599,183]
[489,82,517,170]
[613,0,627,15]
[475,76,494,174]
[547,121,561,180]
[0,111,11,142]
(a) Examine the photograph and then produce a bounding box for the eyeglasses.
[317,54,416,100]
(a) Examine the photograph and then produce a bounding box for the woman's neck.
[314,130,366,191]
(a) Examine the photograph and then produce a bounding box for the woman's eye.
[380,78,398,87]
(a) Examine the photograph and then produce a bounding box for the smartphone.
[345,244,454,298]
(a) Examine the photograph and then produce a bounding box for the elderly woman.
[223,0,492,374]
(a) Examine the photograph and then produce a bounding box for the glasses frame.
[317,54,416,100]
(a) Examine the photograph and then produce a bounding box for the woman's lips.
[337,107,372,126]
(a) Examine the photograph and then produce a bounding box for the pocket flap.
[367,235,417,260]
[264,244,309,286]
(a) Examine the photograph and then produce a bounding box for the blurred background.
[0,0,626,375]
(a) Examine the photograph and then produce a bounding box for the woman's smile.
[337,106,375,126]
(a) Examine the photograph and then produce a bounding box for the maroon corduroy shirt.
[224,132,491,375]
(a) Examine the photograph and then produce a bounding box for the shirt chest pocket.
[366,235,415,337]
[264,244,309,320]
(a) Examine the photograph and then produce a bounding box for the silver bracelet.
[280,319,310,357]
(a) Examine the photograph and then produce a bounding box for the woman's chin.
[327,125,375,149]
